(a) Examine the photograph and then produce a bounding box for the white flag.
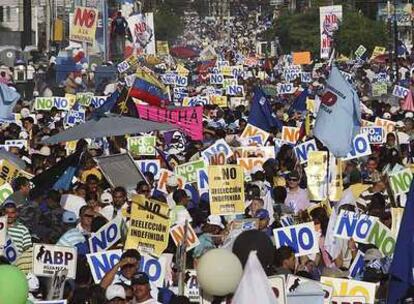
[231,251,277,304]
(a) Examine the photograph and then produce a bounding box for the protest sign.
[283,65,301,82]
[197,169,209,194]
[294,139,318,164]
[226,85,244,96]
[277,83,296,94]
[388,168,413,195]
[354,45,367,58]
[370,46,386,59]
[286,275,333,303]
[69,6,98,43]
[127,136,156,156]
[201,139,233,164]
[391,207,404,237]
[60,194,86,219]
[281,126,300,144]
[348,251,365,278]
[90,96,108,108]
[135,159,161,179]
[157,169,185,193]
[127,13,156,54]
[89,216,123,253]
[301,72,312,83]
[280,215,294,227]
[35,301,67,304]
[262,85,278,97]
[125,195,170,257]
[273,222,319,257]
[305,151,328,201]
[222,78,238,88]
[47,269,68,300]
[392,85,410,99]
[331,297,366,304]
[292,52,311,65]
[334,210,378,244]
[210,73,224,85]
[320,5,342,59]
[33,244,77,279]
[361,127,384,144]
[86,249,168,286]
[3,236,19,263]
[156,40,169,55]
[76,92,94,107]
[175,160,206,184]
[342,133,372,161]
[371,83,387,97]
[208,165,245,215]
[161,72,177,85]
[240,124,270,143]
[374,117,396,134]
[0,215,6,248]
[233,146,275,159]
[0,183,13,204]
[329,155,343,202]
[5,139,27,149]
[137,105,203,140]
[34,97,72,111]
[366,220,395,256]
[117,55,139,74]
[321,277,377,304]
[184,270,200,302]
[170,224,200,251]
[175,75,188,87]
[0,160,21,186]
[237,158,265,175]
[65,109,85,127]
[268,275,287,304]
[210,95,227,108]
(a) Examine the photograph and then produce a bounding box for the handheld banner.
[392,85,410,99]
[342,133,372,161]
[281,126,300,144]
[208,165,245,215]
[360,127,384,144]
[273,222,319,257]
[33,244,77,279]
[128,136,156,156]
[0,183,13,204]
[374,117,395,134]
[125,195,170,257]
[156,169,185,194]
[240,124,270,143]
[69,6,98,43]
[320,276,377,304]
[135,159,161,180]
[236,157,265,175]
[389,168,413,196]
[305,151,328,201]
[170,224,200,251]
[201,139,233,164]
[175,160,206,184]
[333,210,378,244]
[294,139,318,164]
[89,216,123,253]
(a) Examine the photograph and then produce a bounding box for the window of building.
[5,6,10,22]
[0,6,4,23]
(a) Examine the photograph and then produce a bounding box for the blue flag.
[388,180,414,304]
[0,84,20,120]
[288,89,308,115]
[248,87,282,131]
[313,65,361,157]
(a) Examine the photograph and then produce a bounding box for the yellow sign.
[125,195,170,257]
[329,155,343,201]
[370,46,386,60]
[281,126,300,144]
[0,183,13,204]
[65,94,77,109]
[176,64,189,76]
[210,95,227,108]
[53,18,64,41]
[305,151,328,201]
[0,160,21,186]
[156,41,170,56]
[240,124,270,143]
[321,277,377,304]
[220,66,233,77]
[374,117,395,134]
[69,6,98,44]
[208,165,245,215]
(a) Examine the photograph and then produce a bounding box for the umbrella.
[0,149,27,170]
[42,115,177,145]
[170,46,199,59]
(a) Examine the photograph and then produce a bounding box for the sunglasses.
[83,213,94,218]
[288,178,299,182]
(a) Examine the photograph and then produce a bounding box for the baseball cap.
[167,175,179,187]
[207,215,224,229]
[131,272,150,285]
[396,120,405,128]
[287,170,300,180]
[383,112,391,119]
[3,199,17,208]
[255,209,270,220]
[62,211,77,224]
[100,192,113,204]
[405,112,413,119]
[105,284,126,301]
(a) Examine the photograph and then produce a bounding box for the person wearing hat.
[4,176,31,208]
[105,284,127,304]
[193,215,224,260]
[131,272,161,304]
[254,209,272,238]
[171,189,192,226]
[284,170,311,214]
[166,175,179,209]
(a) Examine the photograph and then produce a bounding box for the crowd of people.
[0,3,414,304]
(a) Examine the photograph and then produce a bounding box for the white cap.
[390,106,399,114]
[106,285,126,301]
[74,77,82,85]
[167,175,179,187]
[207,215,224,229]
[38,146,51,156]
[383,112,391,119]
[251,165,263,175]
[101,192,113,204]
[405,112,414,119]
[396,120,405,128]
[20,108,30,118]
[27,273,39,292]
[19,131,28,139]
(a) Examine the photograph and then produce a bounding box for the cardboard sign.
[65,109,85,126]
[361,127,384,144]
[334,210,378,244]
[292,52,311,65]
[301,72,312,83]
[354,45,367,58]
[305,151,328,201]
[47,269,68,300]
[392,85,410,99]
[34,97,71,111]
[240,124,270,143]
[226,85,244,96]
[331,297,366,304]
[348,251,365,278]
[175,160,205,184]
[342,134,372,161]
[281,126,300,144]
[69,6,98,43]
[197,168,209,194]
[277,83,296,94]
[184,270,200,302]
[389,168,413,195]
[374,117,395,134]
[210,95,228,108]
[125,196,170,257]
[237,158,265,175]
[321,277,377,304]
[210,73,224,85]
[366,220,395,256]
[268,275,287,304]
[208,165,245,215]
[0,160,20,186]
[201,139,233,164]
[117,55,138,73]
[170,224,200,251]
[2,236,19,263]
[0,215,6,248]
[391,207,404,237]
[371,83,387,97]
[33,244,77,279]
[370,46,386,59]
[175,75,188,87]
[222,78,238,89]
[89,216,123,253]
[90,96,108,108]
[182,96,209,107]
[135,159,161,179]
[286,275,333,304]
[156,169,185,194]
[86,249,168,286]
[294,139,318,164]
[60,194,86,218]
[0,183,13,204]
[76,92,94,107]
[128,136,156,156]
[273,222,319,257]
[233,146,275,160]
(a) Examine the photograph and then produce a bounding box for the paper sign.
[156,169,185,194]
[236,158,265,175]
[392,85,410,99]
[90,96,108,108]
[47,269,68,300]
[89,216,123,253]
[331,297,366,304]
[5,139,27,149]
[281,126,300,144]
[201,139,233,164]
[277,83,296,94]
[33,244,77,279]
[366,220,395,256]
[0,160,20,186]
[361,127,384,144]
[184,270,200,302]
[226,85,244,96]
[305,151,328,201]
[208,165,245,215]
[354,45,367,58]
[60,194,86,218]
[125,196,170,257]
[0,216,6,248]
[372,83,387,97]
[348,251,365,278]
[389,169,413,196]
[294,139,318,164]
[2,236,19,263]
[35,300,67,304]
[210,95,228,108]
[117,55,138,73]
[370,46,386,59]
[334,210,378,244]
[76,92,94,107]
[34,97,71,111]
[286,275,333,303]
[69,6,98,43]
[321,276,377,304]
[268,275,287,304]
[128,136,156,156]
[292,52,311,65]
[0,183,13,204]
[197,168,209,194]
[273,222,319,257]
[374,117,395,134]
[175,160,205,184]
[342,134,372,161]
[233,146,275,159]
[240,124,270,143]
[170,224,200,251]
[135,159,161,179]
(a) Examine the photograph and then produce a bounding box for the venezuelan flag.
[130,68,169,106]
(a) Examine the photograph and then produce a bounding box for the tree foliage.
[154,5,184,42]
[267,8,387,58]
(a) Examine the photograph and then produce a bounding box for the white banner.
[320,5,343,59]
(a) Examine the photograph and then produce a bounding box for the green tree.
[154,6,184,42]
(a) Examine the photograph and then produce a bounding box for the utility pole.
[393,0,399,83]
[387,1,393,83]
[22,0,32,49]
